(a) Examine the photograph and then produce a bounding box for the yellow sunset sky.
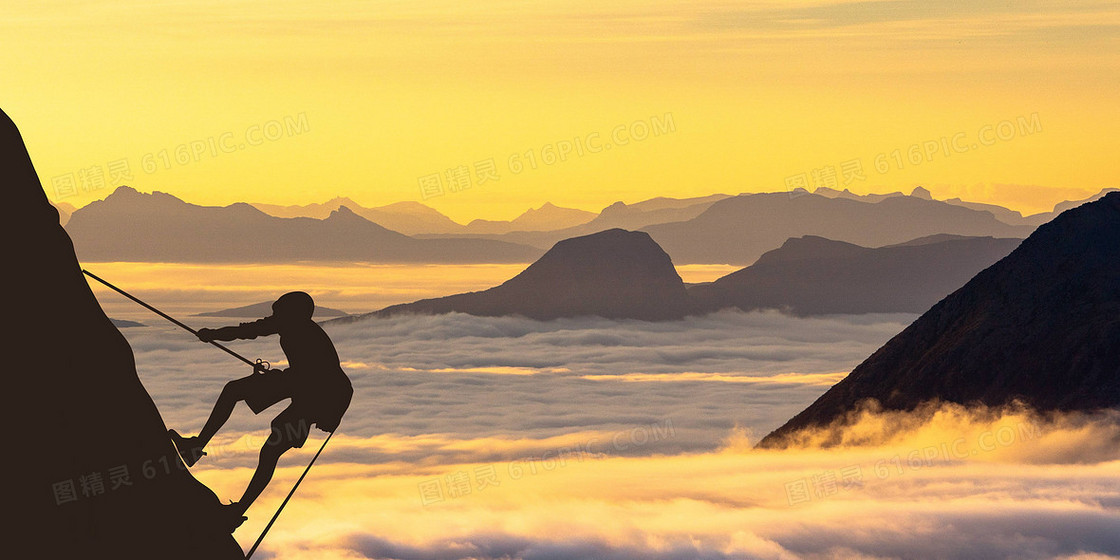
[3,1,1118,222]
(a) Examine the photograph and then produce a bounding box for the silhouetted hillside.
[759,193,1120,447]
[643,192,1034,265]
[66,187,542,263]
[343,229,693,321]
[3,109,243,558]
[690,235,1022,315]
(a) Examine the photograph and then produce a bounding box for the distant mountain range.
[809,186,1118,228]
[195,300,348,318]
[811,185,1042,221]
[759,191,1120,448]
[65,187,542,263]
[413,193,733,249]
[642,192,1035,265]
[403,188,1105,265]
[251,198,596,235]
[251,197,464,235]
[61,186,1116,266]
[338,228,1024,321]
[459,202,597,234]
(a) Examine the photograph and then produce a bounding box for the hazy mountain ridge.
[252,198,596,235]
[60,186,1114,266]
[642,192,1035,265]
[251,197,463,235]
[196,300,348,318]
[414,193,732,249]
[461,202,597,234]
[810,186,907,203]
[65,187,543,263]
[54,186,1112,240]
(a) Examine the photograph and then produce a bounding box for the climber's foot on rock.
[168,429,207,467]
[221,502,248,532]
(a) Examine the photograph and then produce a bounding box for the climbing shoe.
[168,429,207,467]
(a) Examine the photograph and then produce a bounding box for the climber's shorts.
[233,367,353,448]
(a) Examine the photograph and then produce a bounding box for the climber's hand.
[197,328,216,343]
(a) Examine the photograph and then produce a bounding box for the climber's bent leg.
[198,377,256,445]
[171,375,269,468]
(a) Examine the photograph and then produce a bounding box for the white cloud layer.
[128,309,914,458]
[108,310,1120,559]
[212,404,1120,560]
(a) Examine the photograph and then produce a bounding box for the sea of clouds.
[114,310,1120,560]
[130,309,915,459]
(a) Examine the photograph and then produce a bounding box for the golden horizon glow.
[3,1,1118,222]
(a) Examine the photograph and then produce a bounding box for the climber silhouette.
[169,291,353,531]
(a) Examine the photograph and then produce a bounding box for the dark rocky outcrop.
[759,192,1120,447]
[3,108,243,558]
[349,229,694,321]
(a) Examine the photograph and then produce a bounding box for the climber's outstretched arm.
[198,316,279,342]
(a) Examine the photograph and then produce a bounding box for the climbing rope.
[245,428,337,558]
[82,269,267,370]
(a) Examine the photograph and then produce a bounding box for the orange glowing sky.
[3,1,1118,222]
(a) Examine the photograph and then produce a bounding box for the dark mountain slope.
[2,109,243,557]
[759,192,1120,447]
